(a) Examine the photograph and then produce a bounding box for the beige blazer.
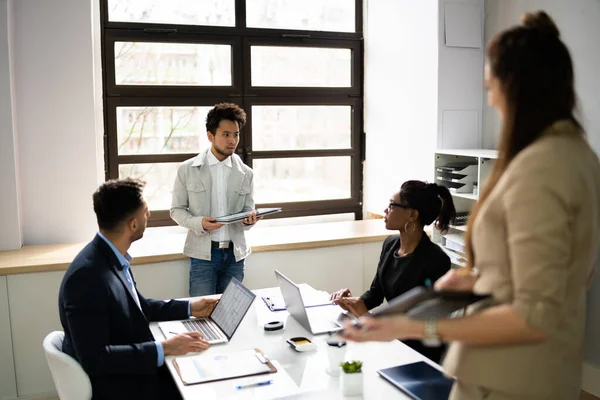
[443,120,600,399]
[170,149,255,262]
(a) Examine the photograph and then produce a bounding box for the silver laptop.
[274,270,346,335]
[159,278,255,344]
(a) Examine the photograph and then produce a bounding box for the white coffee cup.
[326,337,347,376]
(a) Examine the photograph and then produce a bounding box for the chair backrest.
[43,331,92,400]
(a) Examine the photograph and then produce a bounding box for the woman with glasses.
[341,11,600,400]
[330,180,456,362]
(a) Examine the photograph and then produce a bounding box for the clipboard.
[172,348,277,386]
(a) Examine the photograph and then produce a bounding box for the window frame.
[100,0,364,226]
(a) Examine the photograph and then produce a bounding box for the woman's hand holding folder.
[339,314,421,343]
[434,268,478,292]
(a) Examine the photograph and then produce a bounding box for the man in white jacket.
[170,103,260,296]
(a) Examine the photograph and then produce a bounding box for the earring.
[404,221,416,233]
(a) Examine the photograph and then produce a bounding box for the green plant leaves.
[340,360,363,373]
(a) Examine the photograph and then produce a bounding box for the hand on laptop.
[190,297,219,318]
[330,288,352,302]
[335,297,369,318]
[162,332,210,356]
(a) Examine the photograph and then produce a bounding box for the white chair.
[43,331,92,400]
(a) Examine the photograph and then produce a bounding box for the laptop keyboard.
[182,319,222,341]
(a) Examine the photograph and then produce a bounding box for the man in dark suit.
[58,178,218,400]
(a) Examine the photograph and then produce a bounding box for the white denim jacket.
[170,149,255,261]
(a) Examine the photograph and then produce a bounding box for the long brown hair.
[465,11,583,269]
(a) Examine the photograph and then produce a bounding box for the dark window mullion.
[118,154,198,164]
[102,23,362,41]
[250,149,357,159]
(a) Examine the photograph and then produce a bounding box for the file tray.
[442,233,465,254]
[436,177,473,193]
[173,348,276,385]
[436,162,477,173]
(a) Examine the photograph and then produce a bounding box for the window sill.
[0,220,392,275]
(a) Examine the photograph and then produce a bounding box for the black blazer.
[58,234,189,400]
[360,233,451,363]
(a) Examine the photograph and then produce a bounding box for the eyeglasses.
[388,202,411,210]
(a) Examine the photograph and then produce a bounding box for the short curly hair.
[206,103,247,135]
[93,178,145,231]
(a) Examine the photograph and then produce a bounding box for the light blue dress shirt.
[97,232,191,367]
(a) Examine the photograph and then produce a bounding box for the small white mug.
[325,337,347,376]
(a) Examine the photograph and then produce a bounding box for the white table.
[150,287,443,399]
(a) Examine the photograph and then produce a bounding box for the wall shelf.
[433,149,498,266]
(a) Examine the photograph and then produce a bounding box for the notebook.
[215,207,282,224]
[173,348,277,385]
[377,361,454,399]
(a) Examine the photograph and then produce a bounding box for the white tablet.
[215,207,282,224]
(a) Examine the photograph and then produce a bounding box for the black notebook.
[378,361,454,399]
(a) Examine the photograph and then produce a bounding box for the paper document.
[175,349,274,385]
[262,284,332,311]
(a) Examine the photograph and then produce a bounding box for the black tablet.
[378,361,454,399]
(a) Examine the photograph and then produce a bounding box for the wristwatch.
[422,318,442,347]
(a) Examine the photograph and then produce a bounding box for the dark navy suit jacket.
[58,234,188,400]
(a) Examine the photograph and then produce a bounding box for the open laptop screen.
[210,278,256,339]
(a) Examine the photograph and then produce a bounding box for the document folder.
[378,361,454,399]
[173,348,277,385]
[372,287,491,319]
[215,208,282,224]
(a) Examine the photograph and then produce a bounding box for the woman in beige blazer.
[342,11,600,400]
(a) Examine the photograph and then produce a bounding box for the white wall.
[13,0,102,246]
[363,0,439,214]
[483,0,600,368]
[438,0,485,149]
[0,276,17,400]
[483,0,600,153]
[0,0,22,251]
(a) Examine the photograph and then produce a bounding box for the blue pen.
[236,380,273,390]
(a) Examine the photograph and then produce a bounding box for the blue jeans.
[189,247,245,296]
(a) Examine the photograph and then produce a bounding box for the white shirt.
[207,150,231,242]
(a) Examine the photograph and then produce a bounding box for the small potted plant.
[339,360,363,395]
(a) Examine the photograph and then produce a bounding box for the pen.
[424,279,432,288]
[236,380,273,390]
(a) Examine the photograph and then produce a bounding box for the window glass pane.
[246,0,355,32]
[253,157,351,203]
[252,105,351,150]
[117,106,211,155]
[108,0,235,27]
[119,163,180,210]
[251,46,351,87]
[115,42,232,86]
